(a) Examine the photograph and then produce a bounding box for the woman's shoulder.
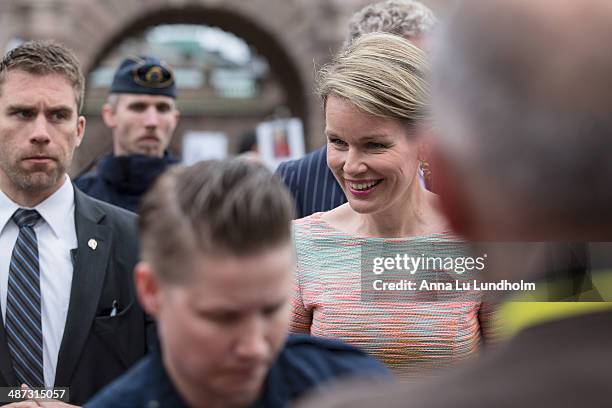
[293,212,321,235]
[293,211,346,237]
[292,211,365,261]
[421,230,464,241]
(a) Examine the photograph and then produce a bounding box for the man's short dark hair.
[139,159,295,283]
[0,40,85,113]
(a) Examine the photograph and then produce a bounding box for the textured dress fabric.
[291,213,490,378]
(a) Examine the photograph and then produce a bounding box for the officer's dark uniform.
[75,153,178,213]
[85,334,391,408]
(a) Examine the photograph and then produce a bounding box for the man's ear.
[75,115,86,148]
[431,148,475,237]
[135,261,161,317]
[101,103,117,129]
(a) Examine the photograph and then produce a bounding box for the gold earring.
[419,160,431,178]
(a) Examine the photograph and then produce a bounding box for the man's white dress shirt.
[0,176,77,388]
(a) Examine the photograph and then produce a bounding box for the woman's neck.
[325,185,449,238]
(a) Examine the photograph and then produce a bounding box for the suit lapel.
[54,189,111,386]
[0,311,18,385]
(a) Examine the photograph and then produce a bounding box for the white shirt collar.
[0,176,75,238]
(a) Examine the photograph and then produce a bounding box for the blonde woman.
[291,33,493,377]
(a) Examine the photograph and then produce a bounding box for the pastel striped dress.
[291,213,491,378]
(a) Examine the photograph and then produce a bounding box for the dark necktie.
[5,208,44,387]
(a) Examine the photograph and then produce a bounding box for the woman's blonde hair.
[318,32,429,128]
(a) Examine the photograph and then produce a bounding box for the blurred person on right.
[291,32,495,378]
[299,0,612,407]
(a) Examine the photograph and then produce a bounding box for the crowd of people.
[0,0,610,407]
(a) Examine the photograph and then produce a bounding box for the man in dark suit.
[301,0,612,407]
[276,0,437,218]
[0,41,149,405]
[276,147,345,218]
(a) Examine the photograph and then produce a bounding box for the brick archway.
[75,0,339,167]
[82,1,318,125]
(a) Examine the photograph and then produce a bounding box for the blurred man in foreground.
[85,159,389,407]
[300,0,612,406]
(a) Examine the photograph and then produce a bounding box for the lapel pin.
[88,239,98,251]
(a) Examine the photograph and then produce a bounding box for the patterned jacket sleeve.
[290,222,313,333]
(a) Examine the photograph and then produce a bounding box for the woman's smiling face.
[325,94,423,215]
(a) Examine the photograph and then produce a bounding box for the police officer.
[75,56,180,212]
